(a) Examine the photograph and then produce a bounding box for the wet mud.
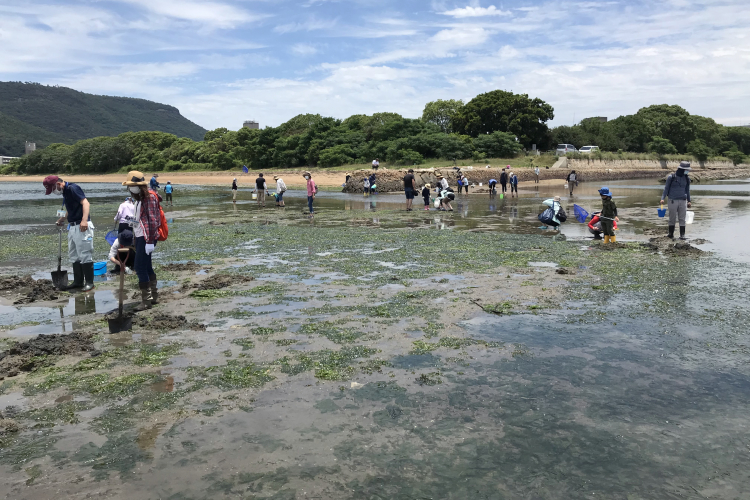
[158,261,210,273]
[0,332,95,378]
[193,273,254,291]
[0,275,61,305]
[133,313,205,331]
[644,236,706,255]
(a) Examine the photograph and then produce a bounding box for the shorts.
[166,193,172,202]
[405,188,415,200]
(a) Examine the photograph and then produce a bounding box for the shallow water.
[1,178,749,499]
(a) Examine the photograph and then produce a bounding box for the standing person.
[345,172,351,183]
[436,173,449,191]
[567,170,577,196]
[598,187,619,243]
[534,165,540,183]
[488,178,497,195]
[115,197,135,233]
[369,173,377,194]
[304,171,316,216]
[660,161,692,240]
[255,173,269,207]
[422,184,431,210]
[509,171,518,197]
[122,170,162,310]
[403,168,417,211]
[107,228,135,274]
[363,177,370,195]
[372,158,380,170]
[232,178,238,203]
[274,175,287,207]
[150,174,160,191]
[460,173,469,194]
[500,170,508,194]
[43,175,96,291]
[164,181,173,206]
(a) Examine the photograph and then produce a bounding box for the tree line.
[4,89,749,175]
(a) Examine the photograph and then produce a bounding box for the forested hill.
[0,82,206,156]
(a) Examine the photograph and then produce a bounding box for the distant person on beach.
[460,173,469,194]
[404,169,417,211]
[534,166,540,183]
[150,174,160,191]
[660,161,692,240]
[232,178,238,202]
[255,173,269,207]
[369,173,377,194]
[436,173,449,191]
[115,197,135,233]
[164,181,173,206]
[422,184,431,210]
[304,171,316,216]
[437,188,455,211]
[509,171,518,197]
[598,187,619,244]
[500,170,508,194]
[567,170,577,196]
[488,178,497,195]
[363,177,370,195]
[372,158,380,170]
[274,175,286,207]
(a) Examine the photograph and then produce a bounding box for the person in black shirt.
[500,170,508,194]
[403,169,416,211]
[232,178,238,202]
[43,175,96,291]
[422,184,431,210]
[255,174,268,207]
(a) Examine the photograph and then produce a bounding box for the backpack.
[557,206,568,223]
[538,208,556,225]
[148,190,169,242]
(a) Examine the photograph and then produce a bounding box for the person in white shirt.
[274,175,287,207]
[372,158,380,170]
[534,166,540,184]
[114,197,135,232]
[108,228,135,274]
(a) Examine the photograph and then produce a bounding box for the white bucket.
[479,183,483,186]
[685,211,695,224]
[252,193,257,200]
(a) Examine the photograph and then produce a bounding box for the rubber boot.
[149,274,159,305]
[668,225,675,239]
[134,281,152,311]
[603,235,610,244]
[610,235,617,243]
[67,262,84,290]
[82,262,95,292]
[679,226,686,240]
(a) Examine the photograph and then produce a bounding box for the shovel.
[51,227,69,289]
[107,250,132,334]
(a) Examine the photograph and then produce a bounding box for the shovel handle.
[118,252,126,316]
[58,227,63,271]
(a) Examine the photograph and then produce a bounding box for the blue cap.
[598,187,612,196]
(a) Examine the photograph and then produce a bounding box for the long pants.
[535,175,539,184]
[68,223,94,264]
[668,199,687,226]
[277,191,284,203]
[510,184,517,194]
[501,183,507,193]
[232,189,237,200]
[601,219,615,237]
[423,196,430,207]
[166,193,172,204]
[134,236,155,284]
[257,191,266,206]
[308,195,314,213]
[489,183,496,193]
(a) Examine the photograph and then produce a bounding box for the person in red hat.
[42,175,95,291]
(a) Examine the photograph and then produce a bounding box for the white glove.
[145,244,155,255]
[125,267,133,275]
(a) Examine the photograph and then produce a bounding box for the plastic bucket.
[93,261,108,276]
[685,211,695,224]
[252,193,257,200]
[657,208,667,217]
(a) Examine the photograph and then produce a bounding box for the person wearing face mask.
[122,170,162,310]
[42,175,95,291]
[304,171,316,216]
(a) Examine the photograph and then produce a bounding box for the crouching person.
[108,228,136,274]
[122,171,162,310]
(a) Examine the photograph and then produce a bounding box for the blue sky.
[1,0,749,130]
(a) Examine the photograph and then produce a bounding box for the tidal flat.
[1,180,750,499]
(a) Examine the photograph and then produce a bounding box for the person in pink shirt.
[304,171,317,216]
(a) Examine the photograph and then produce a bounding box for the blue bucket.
[657,208,667,218]
[105,229,118,245]
[93,261,108,276]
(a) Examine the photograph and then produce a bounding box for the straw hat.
[273,175,279,180]
[425,183,431,189]
[302,171,311,177]
[436,173,444,178]
[553,196,561,202]
[122,170,148,186]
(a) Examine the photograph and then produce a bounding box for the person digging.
[43,175,96,291]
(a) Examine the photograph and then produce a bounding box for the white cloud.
[430,28,489,47]
[291,43,318,56]
[441,5,511,18]
[119,0,266,28]
[273,16,337,34]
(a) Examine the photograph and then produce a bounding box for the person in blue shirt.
[164,181,174,206]
[42,175,95,291]
[488,179,497,195]
[150,174,160,191]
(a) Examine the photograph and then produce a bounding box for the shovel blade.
[107,315,132,334]
[51,270,69,290]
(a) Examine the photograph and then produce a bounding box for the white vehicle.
[579,146,600,154]
[556,144,577,155]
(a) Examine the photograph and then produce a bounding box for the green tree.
[723,149,746,166]
[647,136,678,158]
[204,127,230,142]
[472,131,521,158]
[687,139,713,165]
[452,90,554,148]
[318,144,355,167]
[636,105,694,153]
[421,99,464,133]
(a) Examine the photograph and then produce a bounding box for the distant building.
[1,156,19,165]
[25,142,36,155]
[243,121,259,130]
[594,117,607,123]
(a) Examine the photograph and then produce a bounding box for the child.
[363,177,370,195]
[422,184,431,210]
[598,187,620,243]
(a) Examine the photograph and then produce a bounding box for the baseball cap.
[43,175,60,195]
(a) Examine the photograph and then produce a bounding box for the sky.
[1,0,749,131]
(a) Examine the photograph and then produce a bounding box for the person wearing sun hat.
[660,160,692,240]
[422,183,431,210]
[274,175,287,207]
[123,170,162,310]
[598,187,620,243]
[42,174,96,291]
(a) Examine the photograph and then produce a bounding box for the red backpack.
[149,190,169,241]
